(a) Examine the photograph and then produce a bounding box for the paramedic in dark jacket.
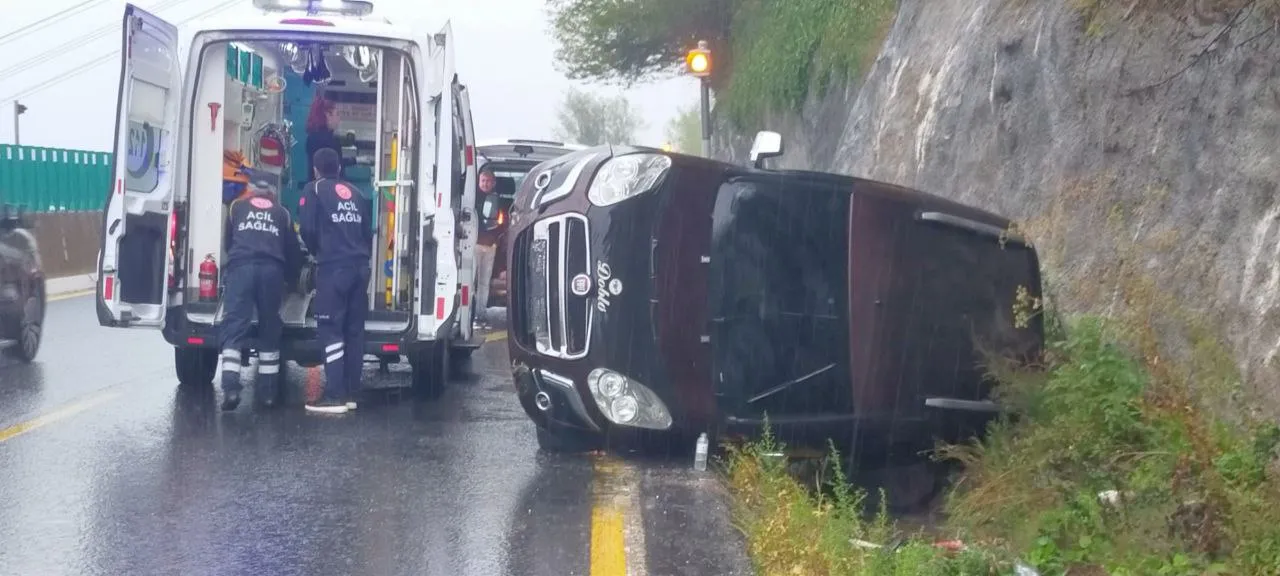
[298,148,373,415]
[220,180,303,412]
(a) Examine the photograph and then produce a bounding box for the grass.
[719,0,897,129]
[726,431,1006,575]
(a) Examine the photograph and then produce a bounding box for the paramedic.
[219,178,303,412]
[298,147,373,415]
[474,166,499,327]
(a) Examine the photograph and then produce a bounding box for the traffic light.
[685,41,711,78]
[15,102,27,115]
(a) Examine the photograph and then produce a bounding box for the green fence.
[0,144,112,212]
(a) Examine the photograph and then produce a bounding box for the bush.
[726,428,1005,575]
[720,0,896,128]
[943,314,1280,575]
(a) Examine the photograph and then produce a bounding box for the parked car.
[475,139,584,308]
[503,131,1046,455]
[0,203,45,362]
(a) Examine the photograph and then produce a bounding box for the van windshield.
[707,174,854,416]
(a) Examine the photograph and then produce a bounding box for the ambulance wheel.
[410,342,448,400]
[174,346,217,387]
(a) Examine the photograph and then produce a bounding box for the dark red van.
[505,132,1045,453]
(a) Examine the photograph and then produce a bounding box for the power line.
[0,0,200,79]
[0,0,241,103]
[0,0,110,47]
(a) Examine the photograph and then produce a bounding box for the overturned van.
[96,0,482,397]
[505,132,1045,453]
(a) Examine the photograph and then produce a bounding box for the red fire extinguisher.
[199,254,219,302]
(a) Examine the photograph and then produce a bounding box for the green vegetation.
[547,0,897,129]
[727,431,1003,575]
[664,103,702,153]
[726,295,1280,575]
[553,87,643,146]
[719,0,895,128]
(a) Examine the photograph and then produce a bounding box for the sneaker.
[305,400,349,414]
[345,400,358,410]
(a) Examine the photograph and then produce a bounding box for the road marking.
[484,330,507,343]
[48,289,94,302]
[591,455,648,576]
[0,389,122,443]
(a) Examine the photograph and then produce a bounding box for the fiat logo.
[570,273,592,296]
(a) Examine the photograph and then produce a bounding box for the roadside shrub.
[943,311,1280,575]
[726,428,1003,575]
[720,0,896,128]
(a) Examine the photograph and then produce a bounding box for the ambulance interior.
[182,39,420,330]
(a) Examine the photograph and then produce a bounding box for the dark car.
[504,131,1045,454]
[476,139,584,308]
[0,203,45,362]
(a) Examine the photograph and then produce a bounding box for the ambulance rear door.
[452,80,478,343]
[96,4,182,329]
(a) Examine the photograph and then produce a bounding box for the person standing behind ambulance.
[220,179,303,412]
[298,148,373,414]
[473,166,501,328]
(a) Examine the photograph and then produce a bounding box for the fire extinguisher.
[199,254,219,302]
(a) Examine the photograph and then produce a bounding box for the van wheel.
[535,425,599,454]
[410,342,449,400]
[175,346,217,387]
[3,295,43,363]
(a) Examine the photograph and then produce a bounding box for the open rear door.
[96,4,181,328]
[453,80,478,343]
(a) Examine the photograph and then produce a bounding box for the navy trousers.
[314,264,369,402]
[219,260,284,395]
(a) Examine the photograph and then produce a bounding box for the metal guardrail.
[0,144,112,212]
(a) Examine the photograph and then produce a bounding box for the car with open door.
[95,0,481,400]
[0,202,45,363]
[505,131,1046,456]
[474,139,583,308]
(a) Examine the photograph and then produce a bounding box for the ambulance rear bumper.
[162,306,437,365]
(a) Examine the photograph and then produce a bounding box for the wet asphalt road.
[0,295,752,576]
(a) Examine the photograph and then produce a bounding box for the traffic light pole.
[699,78,712,158]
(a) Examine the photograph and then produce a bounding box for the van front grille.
[517,214,592,359]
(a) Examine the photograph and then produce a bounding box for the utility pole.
[13,101,27,145]
[684,40,713,158]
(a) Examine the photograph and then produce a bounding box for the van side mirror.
[749,131,784,169]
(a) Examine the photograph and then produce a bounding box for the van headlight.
[587,368,673,430]
[586,153,672,207]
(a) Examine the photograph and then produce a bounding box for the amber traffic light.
[685,41,711,78]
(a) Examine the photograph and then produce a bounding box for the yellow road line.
[48,289,94,302]
[484,330,507,343]
[591,455,630,575]
[0,390,122,443]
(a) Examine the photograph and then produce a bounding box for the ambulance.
[95,0,482,399]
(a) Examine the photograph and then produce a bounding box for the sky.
[0,0,698,151]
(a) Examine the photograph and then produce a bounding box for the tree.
[554,88,643,146]
[547,0,734,88]
[665,103,702,153]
